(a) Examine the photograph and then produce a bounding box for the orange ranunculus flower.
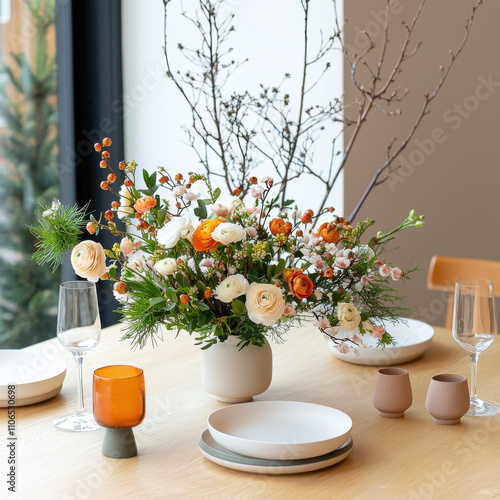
[192,218,225,252]
[134,196,156,214]
[269,218,292,236]
[282,267,297,280]
[323,268,334,280]
[318,222,339,243]
[288,270,314,300]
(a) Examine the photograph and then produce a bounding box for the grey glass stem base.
[102,428,137,459]
[467,398,500,417]
[468,352,500,417]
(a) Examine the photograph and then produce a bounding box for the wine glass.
[53,281,101,431]
[452,278,500,417]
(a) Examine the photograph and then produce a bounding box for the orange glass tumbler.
[93,365,145,458]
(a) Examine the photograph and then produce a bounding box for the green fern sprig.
[30,201,87,271]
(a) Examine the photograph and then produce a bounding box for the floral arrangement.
[31,138,424,352]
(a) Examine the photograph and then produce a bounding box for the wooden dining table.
[2,321,500,500]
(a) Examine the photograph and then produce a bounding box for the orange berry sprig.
[93,138,143,232]
[156,168,200,217]
[89,138,139,237]
[94,137,135,197]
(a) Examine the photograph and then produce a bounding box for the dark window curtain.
[56,0,124,327]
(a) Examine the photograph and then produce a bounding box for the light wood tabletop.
[2,321,500,500]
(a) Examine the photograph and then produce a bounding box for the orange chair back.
[427,255,500,328]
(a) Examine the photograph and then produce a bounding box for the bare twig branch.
[348,0,482,222]
[162,0,482,224]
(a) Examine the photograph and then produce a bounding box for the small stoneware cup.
[425,374,469,425]
[373,367,412,418]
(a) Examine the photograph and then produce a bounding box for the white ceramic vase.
[201,335,272,403]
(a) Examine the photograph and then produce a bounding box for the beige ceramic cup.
[373,367,412,418]
[425,374,470,425]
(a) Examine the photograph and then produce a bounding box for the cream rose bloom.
[154,258,177,277]
[337,302,361,330]
[214,274,249,303]
[211,223,246,245]
[246,282,285,326]
[71,241,107,282]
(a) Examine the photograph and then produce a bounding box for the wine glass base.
[53,412,101,432]
[466,399,500,417]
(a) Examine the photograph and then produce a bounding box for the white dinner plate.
[199,430,353,475]
[0,350,66,407]
[328,317,434,366]
[207,401,352,460]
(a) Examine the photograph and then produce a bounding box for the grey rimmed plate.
[199,430,353,475]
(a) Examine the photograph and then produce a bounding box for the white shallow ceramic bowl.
[207,401,352,460]
[0,350,66,407]
[328,317,434,366]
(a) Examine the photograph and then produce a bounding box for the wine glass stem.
[469,352,479,403]
[73,353,85,414]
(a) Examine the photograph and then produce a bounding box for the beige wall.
[343,0,500,327]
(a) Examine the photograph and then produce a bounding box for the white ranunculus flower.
[154,258,178,277]
[214,274,249,303]
[211,202,230,217]
[157,216,192,249]
[184,191,200,202]
[246,282,285,326]
[352,245,376,261]
[117,185,135,219]
[337,302,361,330]
[126,254,145,272]
[228,196,244,212]
[211,222,246,245]
[173,185,187,196]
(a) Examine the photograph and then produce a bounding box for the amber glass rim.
[93,365,144,381]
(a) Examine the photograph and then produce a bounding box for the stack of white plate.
[199,400,353,474]
[0,350,66,407]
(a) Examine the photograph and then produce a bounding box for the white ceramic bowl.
[208,401,352,460]
[328,317,434,366]
[0,350,66,407]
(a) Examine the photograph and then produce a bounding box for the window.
[0,0,59,348]
[0,0,124,348]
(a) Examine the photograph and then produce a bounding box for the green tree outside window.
[0,0,59,348]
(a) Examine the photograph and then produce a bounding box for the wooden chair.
[427,255,500,328]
